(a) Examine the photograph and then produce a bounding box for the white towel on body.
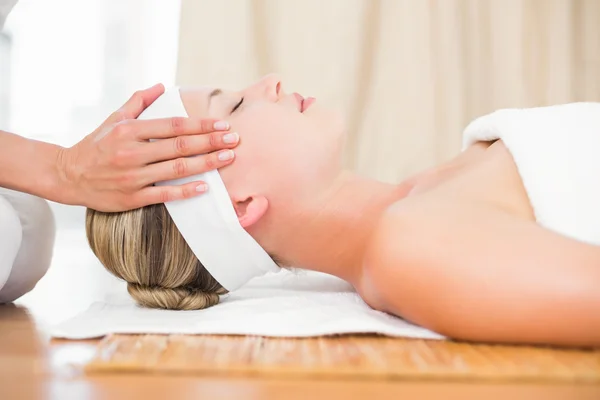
[463,102,600,246]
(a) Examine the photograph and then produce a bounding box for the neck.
[262,172,412,285]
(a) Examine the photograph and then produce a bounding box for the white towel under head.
[49,270,443,340]
[463,102,600,246]
[136,88,280,291]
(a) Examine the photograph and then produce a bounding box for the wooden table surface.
[1,304,599,400]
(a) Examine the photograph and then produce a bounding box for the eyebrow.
[207,88,222,110]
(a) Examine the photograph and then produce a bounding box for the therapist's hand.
[56,84,238,212]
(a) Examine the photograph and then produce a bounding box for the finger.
[131,117,230,141]
[103,84,165,125]
[141,131,239,163]
[137,149,235,187]
[130,180,208,208]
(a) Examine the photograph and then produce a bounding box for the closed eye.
[232,97,244,113]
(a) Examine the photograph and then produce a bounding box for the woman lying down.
[86,74,600,348]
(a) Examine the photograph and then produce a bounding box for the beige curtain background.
[177,0,600,183]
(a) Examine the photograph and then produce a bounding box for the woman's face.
[180,74,345,203]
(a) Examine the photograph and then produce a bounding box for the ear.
[233,195,269,228]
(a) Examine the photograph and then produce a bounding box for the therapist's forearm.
[0,130,66,202]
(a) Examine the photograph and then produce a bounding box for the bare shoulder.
[359,198,600,347]
[358,198,458,313]
[362,196,465,270]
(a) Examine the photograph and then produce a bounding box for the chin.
[333,116,347,147]
[307,104,346,146]
[321,107,346,136]
[333,110,347,133]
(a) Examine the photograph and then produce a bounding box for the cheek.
[227,107,344,191]
[305,108,346,160]
[265,110,344,185]
[232,108,307,159]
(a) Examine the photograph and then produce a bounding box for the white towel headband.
[136,87,280,291]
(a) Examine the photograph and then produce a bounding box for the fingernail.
[213,121,230,130]
[222,132,239,144]
[218,150,235,161]
[196,184,208,192]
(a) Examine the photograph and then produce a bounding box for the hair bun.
[127,283,221,310]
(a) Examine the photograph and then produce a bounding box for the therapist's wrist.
[28,140,87,207]
[51,144,80,206]
[37,141,68,204]
[24,139,74,205]
[0,131,72,204]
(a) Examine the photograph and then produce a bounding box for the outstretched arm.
[0,84,238,212]
[364,204,600,347]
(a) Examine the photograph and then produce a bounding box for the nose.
[249,73,282,102]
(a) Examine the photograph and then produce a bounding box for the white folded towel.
[463,102,600,246]
[49,270,443,340]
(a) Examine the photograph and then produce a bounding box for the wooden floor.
[2,304,600,400]
[85,333,600,382]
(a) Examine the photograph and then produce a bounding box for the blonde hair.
[85,204,227,310]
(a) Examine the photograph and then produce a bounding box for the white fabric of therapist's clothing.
[0,188,55,302]
[0,0,18,30]
[462,102,600,246]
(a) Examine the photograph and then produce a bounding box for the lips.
[293,92,316,113]
[302,97,316,112]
